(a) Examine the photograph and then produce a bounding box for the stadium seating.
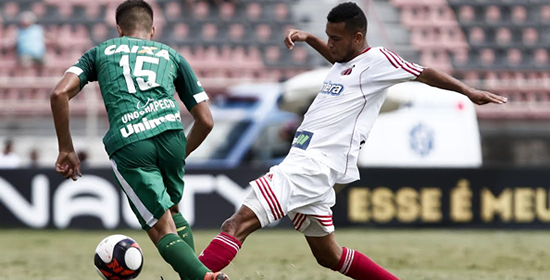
[389,0,550,119]
[0,0,307,116]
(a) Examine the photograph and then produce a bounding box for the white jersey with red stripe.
[290,47,424,184]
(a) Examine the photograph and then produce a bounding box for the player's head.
[115,0,155,39]
[326,2,368,63]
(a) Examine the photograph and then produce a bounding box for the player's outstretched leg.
[149,209,231,280]
[306,233,401,280]
[199,205,262,272]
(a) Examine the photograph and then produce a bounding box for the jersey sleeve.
[371,48,425,85]
[174,54,208,111]
[65,47,98,89]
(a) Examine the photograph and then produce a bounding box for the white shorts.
[242,153,338,237]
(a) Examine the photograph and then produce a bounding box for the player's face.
[326,22,362,63]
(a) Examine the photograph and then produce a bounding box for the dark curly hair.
[116,0,154,32]
[327,2,367,34]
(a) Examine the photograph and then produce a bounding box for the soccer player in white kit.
[199,2,507,279]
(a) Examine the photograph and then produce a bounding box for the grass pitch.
[0,229,548,280]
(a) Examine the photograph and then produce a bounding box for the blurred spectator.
[0,139,22,169]
[29,149,40,168]
[16,11,45,68]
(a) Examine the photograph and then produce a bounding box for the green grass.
[0,229,548,280]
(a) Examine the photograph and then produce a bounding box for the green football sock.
[157,233,210,280]
[173,212,195,252]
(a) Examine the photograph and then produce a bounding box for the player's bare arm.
[415,68,508,105]
[50,73,82,181]
[285,29,335,64]
[185,101,213,158]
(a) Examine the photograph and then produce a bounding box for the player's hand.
[465,88,507,105]
[284,29,310,50]
[55,150,82,181]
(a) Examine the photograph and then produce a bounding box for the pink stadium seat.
[485,5,501,23]
[274,3,289,21]
[480,49,495,66]
[0,25,17,48]
[458,5,475,22]
[178,46,192,58]
[264,69,283,81]
[202,23,218,42]
[469,27,485,44]
[400,6,423,27]
[452,49,468,66]
[194,1,209,20]
[506,48,522,66]
[92,23,108,42]
[522,28,538,46]
[432,6,455,26]
[484,71,499,89]
[511,6,527,24]
[255,24,272,42]
[3,2,19,20]
[541,5,550,23]
[533,49,548,66]
[463,72,480,86]
[229,23,244,42]
[165,2,181,21]
[247,3,262,21]
[57,3,73,19]
[192,46,206,61]
[31,2,47,19]
[265,46,280,63]
[229,46,246,66]
[495,27,511,46]
[291,46,307,64]
[104,3,118,27]
[441,28,468,49]
[0,53,17,69]
[204,46,220,69]
[173,23,189,40]
[85,3,101,19]
[219,2,235,20]
[410,28,432,48]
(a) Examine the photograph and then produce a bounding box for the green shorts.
[110,129,187,230]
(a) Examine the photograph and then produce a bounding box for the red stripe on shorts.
[260,176,284,219]
[296,214,307,231]
[255,179,278,220]
[292,213,302,225]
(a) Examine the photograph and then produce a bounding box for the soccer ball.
[94,234,144,280]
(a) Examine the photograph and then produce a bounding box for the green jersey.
[67,36,206,157]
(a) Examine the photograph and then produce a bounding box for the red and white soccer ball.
[94,234,144,280]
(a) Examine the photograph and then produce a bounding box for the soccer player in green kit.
[50,1,229,280]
